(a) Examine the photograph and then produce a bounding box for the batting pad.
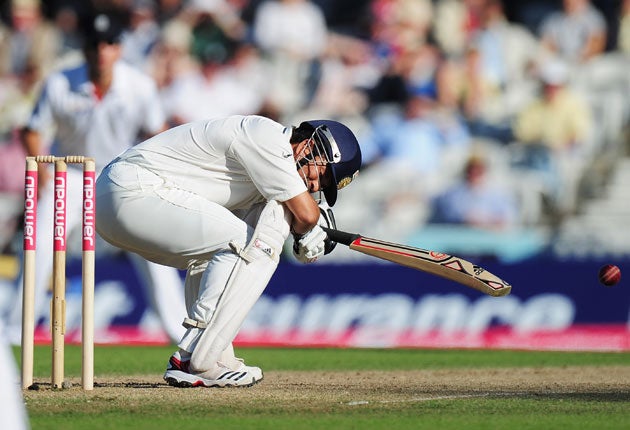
[188,201,290,372]
[183,261,208,319]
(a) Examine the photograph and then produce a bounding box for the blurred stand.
[0,0,628,264]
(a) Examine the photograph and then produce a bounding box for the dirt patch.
[24,366,630,406]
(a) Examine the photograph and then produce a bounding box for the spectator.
[252,0,328,117]
[511,58,593,215]
[121,0,162,71]
[342,94,471,238]
[367,94,471,177]
[295,33,377,124]
[433,0,487,59]
[0,59,41,134]
[539,0,607,64]
[430,154,519,230]
[187,0,246,52]
[155,0,187,25]
[147,16,199,103]
[159,9,265,125]
[53,5,83,56]
[368,0,433,55]
[365,0,436,104]
[0,0,62,77]
[460,0,540,143]
[253,0,327,61]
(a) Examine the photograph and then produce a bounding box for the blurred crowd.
[1,0,629,252]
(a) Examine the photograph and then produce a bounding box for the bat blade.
[323,228,511,297]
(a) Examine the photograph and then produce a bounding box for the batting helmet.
[305,120,362,206]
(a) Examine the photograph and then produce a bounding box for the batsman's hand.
[318,203,337,255]
[292,225,327,263]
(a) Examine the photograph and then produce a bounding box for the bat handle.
[321,227,361,246]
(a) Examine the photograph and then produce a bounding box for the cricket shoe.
[165,351,190,373]
[164,353,263,388]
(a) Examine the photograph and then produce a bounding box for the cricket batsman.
[95,115,361,387]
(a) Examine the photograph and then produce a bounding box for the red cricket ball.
[598,264,621,286]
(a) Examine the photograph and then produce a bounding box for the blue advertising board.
[5,253,628,351]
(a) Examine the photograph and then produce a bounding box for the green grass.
[16,345,630,375]
[13,346,630,430]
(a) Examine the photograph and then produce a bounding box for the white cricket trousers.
[95,161,254,268]
[95,160,277,354]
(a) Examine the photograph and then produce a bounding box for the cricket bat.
[322,227,511,297]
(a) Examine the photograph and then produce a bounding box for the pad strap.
[182,317,208,329]
[229,241,254,263]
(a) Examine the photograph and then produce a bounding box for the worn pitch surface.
[24,366,630,405]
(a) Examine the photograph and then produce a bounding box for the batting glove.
[292,225,327,263]
[318,203,337,255]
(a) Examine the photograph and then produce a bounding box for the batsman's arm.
[284,191,321,234]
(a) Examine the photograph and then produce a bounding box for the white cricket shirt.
[28,61,165,172]
[119,115,308,211]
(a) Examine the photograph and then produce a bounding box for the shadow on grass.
[27,381,170,390]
